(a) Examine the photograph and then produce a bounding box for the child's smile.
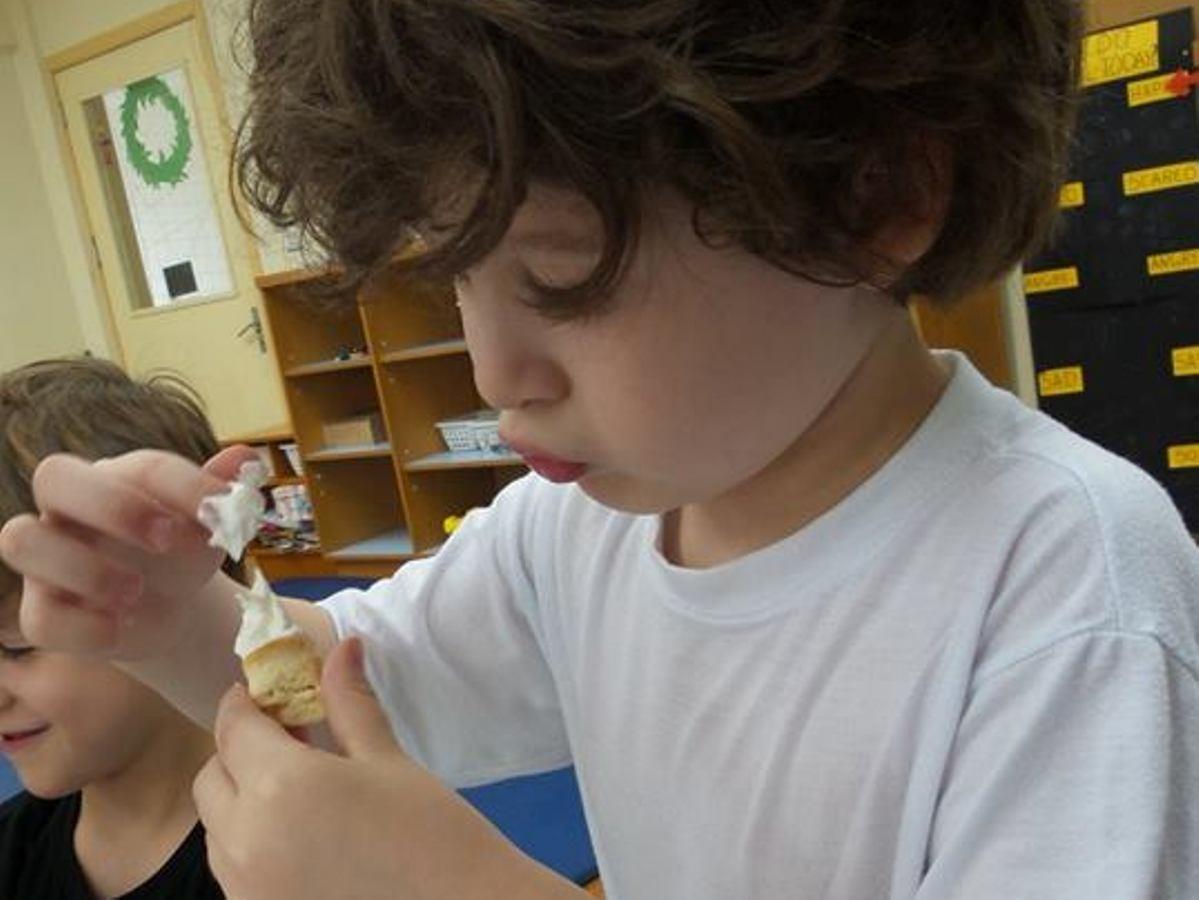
[0,723,50,754]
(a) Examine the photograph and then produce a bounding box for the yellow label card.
[1173,345,1199,376]
[1024,267,1080,295]
[1147,248,1199,276]
[1082,20,1161,87]
[1038,366,1086,397]
[1123,161,1199,196]
[1168,444,1199,470]
[1059,182,1086,208]
[1127,72,1177,107]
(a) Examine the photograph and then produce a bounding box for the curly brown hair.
[235,0,1081,311]
[0,358,245,606]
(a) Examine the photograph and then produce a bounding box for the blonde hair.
[0,357,243,601]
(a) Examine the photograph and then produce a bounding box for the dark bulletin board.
[1024,7,1199,529]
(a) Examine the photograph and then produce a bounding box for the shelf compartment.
[378,353,482,462]
[305,442,392,462]
[405,450,524,472]
[285,366,384,454]
[306,456,406,553]
[325,528,415,560]
[260,276,366,371]
[403,466,525,550]
[380,339,468,364]
[360,267,463,354]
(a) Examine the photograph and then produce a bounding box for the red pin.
[1165,67,1199,97]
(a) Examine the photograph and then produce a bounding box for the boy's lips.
[0,725,49,752]
[503,438,588,484]
[524,456,588,484]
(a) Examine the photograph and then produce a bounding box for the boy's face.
[457,186,896,514]
[0,609,176,798]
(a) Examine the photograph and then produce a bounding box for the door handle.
[236,307,267,354]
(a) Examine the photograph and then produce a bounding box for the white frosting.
[234,570,302,658]
[197,460,268,561]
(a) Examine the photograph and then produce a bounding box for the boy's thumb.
[321,637,400,761]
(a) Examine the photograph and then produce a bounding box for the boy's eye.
[518,270,598,321]
[0,645,35,661]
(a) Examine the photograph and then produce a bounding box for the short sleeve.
[917,631,1199,899]
[319,476,571,787]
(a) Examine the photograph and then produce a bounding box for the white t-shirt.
[321,352,1199,900]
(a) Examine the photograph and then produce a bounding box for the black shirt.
[0,792,224,899]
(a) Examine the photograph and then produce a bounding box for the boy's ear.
[859,137,953,271]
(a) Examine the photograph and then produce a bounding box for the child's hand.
[195,638,583,900]
[0,447,255,660]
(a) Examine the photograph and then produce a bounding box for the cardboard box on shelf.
[322,412,386,448]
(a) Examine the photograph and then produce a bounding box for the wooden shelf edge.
[283,356,373,378]
[255,267,342,289]
[405,450,526,472]
[325,528,415,560]
[247,545,321,558]
[265,475,305,487]
[324,551,422,563]
[305,443,393,463]
[221,425,293,447]
[380,339,468,364]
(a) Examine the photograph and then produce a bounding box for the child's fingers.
[34,452,220,554]
[31,454,187,555]
[19,577,120,654]
[0,515,143,610]
[204,444,261,481]
[201,829,235,898]
[213,683,296,786]
[101,449,239,533]
[193,752,237,829]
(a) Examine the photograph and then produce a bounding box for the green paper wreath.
[119,76,192,188]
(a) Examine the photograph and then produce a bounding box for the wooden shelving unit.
[254,267,527,578]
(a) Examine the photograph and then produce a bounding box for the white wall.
[0,4,13,49]
[0,40,88,370]
[200,0,306,272]
[28,0,176,56]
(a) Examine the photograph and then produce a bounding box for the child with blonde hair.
[0,358,229,899]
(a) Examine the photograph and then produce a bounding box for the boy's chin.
[14,773,79,801]
[10,761,84,801]
[576,470,687,515]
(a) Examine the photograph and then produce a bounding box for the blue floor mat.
[271,576,377,601]
[461,767,598,885]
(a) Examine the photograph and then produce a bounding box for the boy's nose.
[464,322,568,412]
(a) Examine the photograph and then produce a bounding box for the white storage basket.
[435,410,504,453]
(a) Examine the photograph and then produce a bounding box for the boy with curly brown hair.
[3,2,1198,898]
